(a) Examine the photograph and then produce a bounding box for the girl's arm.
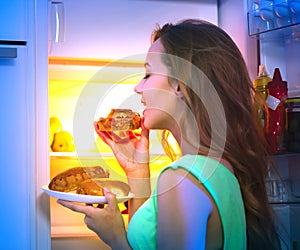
[157,167,213,249]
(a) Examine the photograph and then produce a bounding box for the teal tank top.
[127,154,246,249]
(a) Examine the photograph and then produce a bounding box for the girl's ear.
[173,80,184,98]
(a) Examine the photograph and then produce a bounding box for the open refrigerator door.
[247,1,300,249]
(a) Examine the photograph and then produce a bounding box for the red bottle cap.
[268,68,287,89]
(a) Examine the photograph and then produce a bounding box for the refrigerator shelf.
[50,151,115,158]
[266,153,300,204]
[248,12,300,40]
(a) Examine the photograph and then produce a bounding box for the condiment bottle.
[253,65,272,129]
[264,68,288,154]
[285,97,300,153]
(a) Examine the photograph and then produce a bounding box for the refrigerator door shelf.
[248,0,300,39]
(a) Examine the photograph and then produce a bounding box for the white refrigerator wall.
[218,0,258,81]
[49,0,218,59]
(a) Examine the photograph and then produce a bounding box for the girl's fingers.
[104,188,118,210]
[57,199,106,217]
[57,199,92,215]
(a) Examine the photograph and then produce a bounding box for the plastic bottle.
[264,68,288,153]
[253,65,272,129]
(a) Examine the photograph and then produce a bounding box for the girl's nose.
[134,80,143,94]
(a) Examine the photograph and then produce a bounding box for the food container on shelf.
[285,97,300,152]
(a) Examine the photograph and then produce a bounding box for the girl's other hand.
[93,119,150,178]
[57,188,130,249]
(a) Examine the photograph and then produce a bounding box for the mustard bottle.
[253,65,272,129]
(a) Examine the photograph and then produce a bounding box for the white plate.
[41,185,134,204]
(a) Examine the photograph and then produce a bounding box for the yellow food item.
[51,131,75,152]
[49,117,62,147]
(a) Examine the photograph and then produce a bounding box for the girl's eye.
[143,74,150,79]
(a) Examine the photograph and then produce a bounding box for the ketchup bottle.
[264,68,288,154]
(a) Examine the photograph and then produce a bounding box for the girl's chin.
[142,114,154,130]
[142,109,171,130]
[142,116,150,130]
[143,117,164,131]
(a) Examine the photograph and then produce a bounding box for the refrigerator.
[0,0,50,249]
[48,1,300,249]
[1,0,299,249]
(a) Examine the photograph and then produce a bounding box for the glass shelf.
[267,153,300,204]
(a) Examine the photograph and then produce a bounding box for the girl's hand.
[57,189,131,249]
[94,119,151,216]
[94,120,150,178]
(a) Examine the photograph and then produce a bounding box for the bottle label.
[266,95,281,110]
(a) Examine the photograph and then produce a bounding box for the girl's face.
[134,39,182,132]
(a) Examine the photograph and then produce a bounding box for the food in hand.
[48,166,110,192]
[49,117,62,148]
[97,109,141,131]
[51,131,75,152]
[77,179,131,196]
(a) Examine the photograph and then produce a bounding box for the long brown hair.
[152,19,281,249]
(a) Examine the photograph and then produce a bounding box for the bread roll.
[48,166,110,192]
[76,179,130,196]
[97,109,141,131]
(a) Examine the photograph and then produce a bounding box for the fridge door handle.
[50,1,65,43]
[0,47,17,58]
